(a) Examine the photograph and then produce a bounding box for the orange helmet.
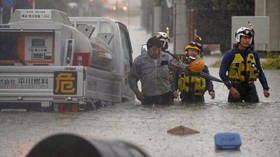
[186,58,205,73]
[184,34,203,55]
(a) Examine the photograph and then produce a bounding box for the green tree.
[186,0,214,9]
[212,0,254,10]
[186,0,254,10]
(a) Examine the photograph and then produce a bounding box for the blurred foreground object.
[26,133,150,157]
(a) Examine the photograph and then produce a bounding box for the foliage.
[261,51,280,69]
[266,51,280,58]
[262,56,280,69]
[0,0,31,9]
[152,0,161,6]
[211,57,280,69]
[35,0,70,12]
[186,0,254,10]
[185,0,213,9]
[210,59,221,68]
[211,0,254,10]
[262,51,280,69]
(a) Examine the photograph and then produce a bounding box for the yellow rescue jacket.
[228,52,259,84]
[178,74,206,96]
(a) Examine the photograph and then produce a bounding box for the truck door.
[118,23,133,75]
[118,23,134,100]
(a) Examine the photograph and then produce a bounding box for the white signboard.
[0,77,49,89]
[232,16,269,46]
[20,9,52,20]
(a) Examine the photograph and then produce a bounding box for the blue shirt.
[219,46,269,90]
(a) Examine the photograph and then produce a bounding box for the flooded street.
[0,15,280,157]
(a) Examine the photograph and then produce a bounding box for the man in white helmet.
[153,31,170,52]
[219,27,270,102]
[140,31,170,55]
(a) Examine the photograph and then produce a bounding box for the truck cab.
[70,17,134,102]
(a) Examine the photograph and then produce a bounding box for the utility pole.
[173,0,187,55]
[153,1,161,33]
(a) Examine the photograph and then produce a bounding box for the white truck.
[0,9,134,111]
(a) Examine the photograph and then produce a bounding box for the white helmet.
[152,32,169,51]
[235,27,254,43]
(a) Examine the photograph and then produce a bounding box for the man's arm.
[219,51,234,89]
[171,70,179,91]
[203,65,214,92]
[204,65,215,99]
[254,52,270,90]
[128,59,141,94]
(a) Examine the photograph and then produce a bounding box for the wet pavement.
[0,15,280,157]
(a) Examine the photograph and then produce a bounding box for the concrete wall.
[255,0,280,52]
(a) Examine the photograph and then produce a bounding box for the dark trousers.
[228,82,259,103]
[180,92,205,103]
[142,92,173,105]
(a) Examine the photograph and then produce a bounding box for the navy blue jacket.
[172,61,214,93]
[219,46,269,90]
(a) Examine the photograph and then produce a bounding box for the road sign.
[1,0,15,8]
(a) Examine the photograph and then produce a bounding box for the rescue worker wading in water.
[172,36,215,103]
[128,36,174,105]
[219,26,270,102]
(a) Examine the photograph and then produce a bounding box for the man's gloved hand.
[229,87,240,98]
[264,89,270,98]
[136,92,144,101]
